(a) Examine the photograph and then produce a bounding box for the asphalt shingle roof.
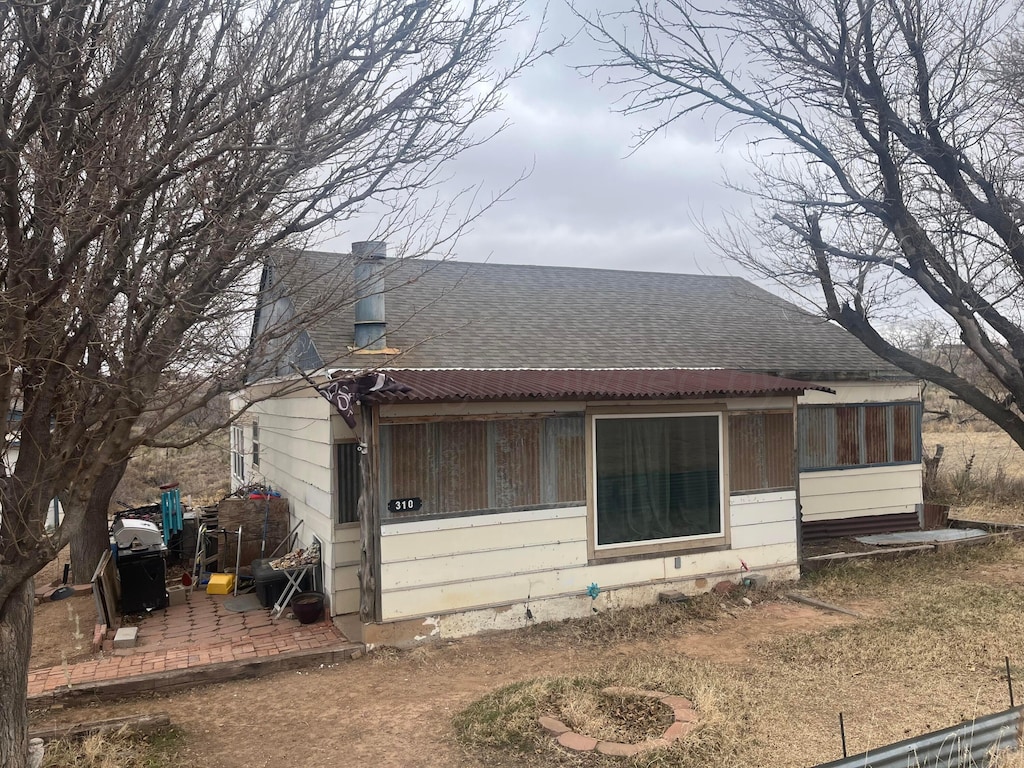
[278,250,907,380]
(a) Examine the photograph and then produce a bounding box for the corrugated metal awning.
[362,368,833,404]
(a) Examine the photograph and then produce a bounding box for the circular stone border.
[538,686,699,756]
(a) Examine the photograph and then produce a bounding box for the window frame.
[588,408,729,560]
[377,414,586,522]
[251,418,260,469]
[798,402,923,472]
[230,424,245,484]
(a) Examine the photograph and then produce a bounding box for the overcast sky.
[324,0,757,277]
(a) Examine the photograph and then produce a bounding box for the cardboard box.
[205,573,235,595]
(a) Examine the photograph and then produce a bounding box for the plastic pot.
[291,591,325,624]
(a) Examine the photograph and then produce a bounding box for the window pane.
[764,413,795,489]
[892,404,917,462]
[337,443,361,524]
[387,423,436,513]
[864,406,888,464]
[799,407,833,469]
[730,413,795,493]
[836,407,860,466]
[545,415,585,503]
[596,416,721,546]
[728,414,764,492]
[493,419,541,507]
[437,421,488,512]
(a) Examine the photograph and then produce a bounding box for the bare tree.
[578,0,1024,443]
[0,0,542,763]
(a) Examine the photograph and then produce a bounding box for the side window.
[231,424,245,482]
[798,403,922,470]
[251,419,260,468]
[337,443,361,524]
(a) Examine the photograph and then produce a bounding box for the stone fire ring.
[538,686,699,757]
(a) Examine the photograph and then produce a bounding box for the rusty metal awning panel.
[365,368,832,404]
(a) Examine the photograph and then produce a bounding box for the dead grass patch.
[114,430,229,509]
[512,588,784,649]
[40,727,198,768]
[923,428,1024,515]
[453,654,781,767]
[458,542,1024,767]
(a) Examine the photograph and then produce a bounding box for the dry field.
[923,426,1024,523]
[112,429,230,510]
[30,541,1024,768]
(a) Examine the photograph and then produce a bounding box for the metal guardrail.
[813,707,1023,768]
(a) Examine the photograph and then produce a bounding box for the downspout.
[793,396,804,566]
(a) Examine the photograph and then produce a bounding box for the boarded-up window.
[798,403,922,470]
[380,415,585,519]
[729,412,795,494]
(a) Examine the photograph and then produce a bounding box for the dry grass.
[510,587,782,649]
[113,429,230,509]
[923,428,1024,522]
[456,541,1024,767]
[453,656,758,767]
[40,728,197,768]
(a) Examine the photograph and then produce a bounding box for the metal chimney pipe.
[352,241,387,351]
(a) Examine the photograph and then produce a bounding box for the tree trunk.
[69,459,128,584]
[0,578,34,768]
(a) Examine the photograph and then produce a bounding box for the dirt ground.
[30,550,99,670]
[27,600,857,768]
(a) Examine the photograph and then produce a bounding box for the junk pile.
[270,540,320,570]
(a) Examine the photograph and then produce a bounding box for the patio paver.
[29,589,356,698]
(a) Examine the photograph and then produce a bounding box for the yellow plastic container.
[205,573,235,595]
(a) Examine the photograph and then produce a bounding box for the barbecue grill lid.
[111,518,163,549]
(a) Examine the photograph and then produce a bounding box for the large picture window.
[593,413,724,550]
[380,415,585,519]
[798,403,922,471]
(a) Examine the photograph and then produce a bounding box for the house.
[232,243,923,645]
[2,406,63,529]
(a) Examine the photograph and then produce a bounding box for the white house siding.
[377,490,798,637]
[237,392,361,613]
[799,380,922,406]
[800,464,922,522]
[798,380,923,523]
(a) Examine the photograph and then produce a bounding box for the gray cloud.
[327,0,759,276]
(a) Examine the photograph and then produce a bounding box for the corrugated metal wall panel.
[801,512,921,541]
[812,706,1022,768]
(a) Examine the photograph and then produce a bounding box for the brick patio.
[28,589,356,697]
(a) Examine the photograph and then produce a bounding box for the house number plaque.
[387,497,422,513]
